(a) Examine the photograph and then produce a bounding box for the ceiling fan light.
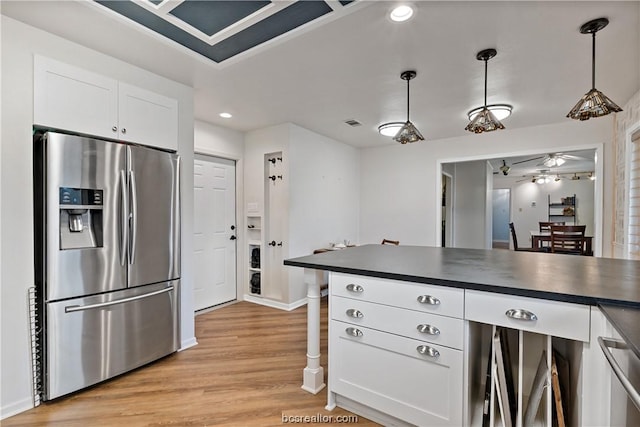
[378,122,404,137]
[465,107,505,133]
[567,88,623,120]
[393,121,424,144]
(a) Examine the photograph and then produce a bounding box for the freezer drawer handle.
[65,286,174,313]
[346,284,364,293]
[417,295,441,306]
[598,336,640,411]
[505,308,538,321]
[417,345,440,359]
[417,324,441,335]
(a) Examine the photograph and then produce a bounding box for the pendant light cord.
[591,32,596,90]
[484,59,488,108]
[406,77,410,121]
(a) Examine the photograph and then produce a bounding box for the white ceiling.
[2,1,639,148]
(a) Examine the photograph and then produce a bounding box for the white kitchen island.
[285,244,640,427]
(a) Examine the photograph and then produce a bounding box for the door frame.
[194,148,244,308]
[435,142,604,257]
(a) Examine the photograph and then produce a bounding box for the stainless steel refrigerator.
[33,131,180,400]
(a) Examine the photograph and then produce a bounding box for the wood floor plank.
[3,299,379,426]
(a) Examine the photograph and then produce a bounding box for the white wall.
[452,161,489,249]
[0,16,195,418]
[244,123,359,306]
[359,119,613,255]
[288,124,359,302]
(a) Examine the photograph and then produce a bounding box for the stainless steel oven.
[598,336,640,426]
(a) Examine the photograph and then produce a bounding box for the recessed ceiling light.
[390,5,414,22]
[219,112,232,119]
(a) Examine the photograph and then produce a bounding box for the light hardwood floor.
[4,299,378,426]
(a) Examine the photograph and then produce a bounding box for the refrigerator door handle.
[119,170,128,266]
[64,286,174,313]
[129,170,138,265]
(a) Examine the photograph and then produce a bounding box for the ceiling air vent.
[344,119,362,127]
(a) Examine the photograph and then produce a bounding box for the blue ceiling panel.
[169,1,270,37]
[210,1,332,62]
[148,0,163,5]
[94,0,336,63]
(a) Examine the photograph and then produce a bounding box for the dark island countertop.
[285,245,640,357]
[285,244,640,306]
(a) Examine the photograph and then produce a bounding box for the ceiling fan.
[511,153,588,168]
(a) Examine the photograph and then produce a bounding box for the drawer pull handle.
[417,295,441,305]
[345,327,363,337]
[417,345,440,358]
[505,308,538,321]
[417,324,441,335]
[346,309,364,318]
[346,284,364,293]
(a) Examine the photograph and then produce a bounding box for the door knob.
[269,241,276,246]
[230,225,235,230]
[230,235,236,240]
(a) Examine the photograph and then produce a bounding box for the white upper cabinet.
[117,82,177,149]
[34,55,178,151]
[34,56,118,140]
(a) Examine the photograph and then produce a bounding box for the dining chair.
[539,221,566,232]
[509,223,539,252]
[549,225,587,255]
[381,239,399,245]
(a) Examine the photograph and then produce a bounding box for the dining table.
[530,230,593,255]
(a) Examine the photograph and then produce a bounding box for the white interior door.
[193,155,236,310]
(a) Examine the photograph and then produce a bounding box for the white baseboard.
[179,336,198,351]
[243,294,307,311]
[1,396,35,420]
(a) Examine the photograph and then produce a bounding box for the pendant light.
[465,49,505,134]
[567,17,622,120]
[393,70,424,144]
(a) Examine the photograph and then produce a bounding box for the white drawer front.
[331,273,464,318]
[465,290,590,342]
[331,296,464,350]
[330,320,463,426]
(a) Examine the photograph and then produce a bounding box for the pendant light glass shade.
[567,18,622,120]
[465,108,505,133]
[465,48,505,134]
[394,121,424,144]
[567,88,622,120]
[393,70,424,144]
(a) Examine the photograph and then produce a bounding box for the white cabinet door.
[34,56,178,151]
[330,320,463,426]
[34,55,118,139]
[118,82,178,150]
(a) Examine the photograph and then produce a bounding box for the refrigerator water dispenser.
[59,187,103,249]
